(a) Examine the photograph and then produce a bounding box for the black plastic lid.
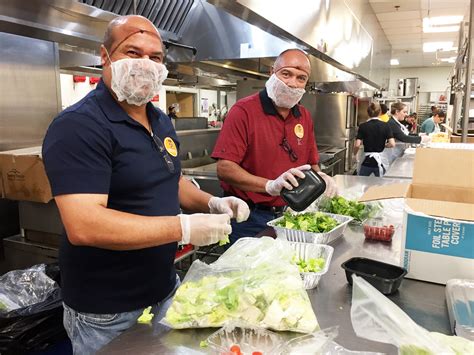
[280,169,326,211]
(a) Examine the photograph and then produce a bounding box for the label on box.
[406,214,474,259]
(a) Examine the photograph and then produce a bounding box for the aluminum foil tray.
[288,242,334,289]
[267,212,353,244]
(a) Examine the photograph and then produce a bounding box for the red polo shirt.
[212,89,319,207]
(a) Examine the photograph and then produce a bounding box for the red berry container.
[363,220,395,242]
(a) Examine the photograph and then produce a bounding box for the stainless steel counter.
[99,175,449,355]
[182,163,218,178]
[384,153,416,180]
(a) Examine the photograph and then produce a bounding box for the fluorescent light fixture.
[390,59,400,65]
[423,16,462,33]
[424,25,460,33]
[440,57,456,63]
[423,41,454,52]
[426,15,463,26]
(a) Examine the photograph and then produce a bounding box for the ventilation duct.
[78,0,195,37]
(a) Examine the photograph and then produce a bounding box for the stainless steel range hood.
[205,0,390,89]
[0,0,389,90]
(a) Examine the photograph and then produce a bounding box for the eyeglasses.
[280,137,298,162]
[151,132,176,173]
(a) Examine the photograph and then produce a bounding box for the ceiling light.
[440,57,456,63]
[423,42,455,52]
[390,59,400,65]
[426,15,463,26]
[423,16,463,33]
[424,25,460,33]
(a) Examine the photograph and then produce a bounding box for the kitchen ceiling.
[369,0,470,68]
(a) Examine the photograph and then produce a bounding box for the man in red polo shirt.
[212,48,337,244]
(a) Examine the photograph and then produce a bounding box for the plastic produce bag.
[350,274,474,354]
[163,240,319,333]
[446,279,474,341]
[206,325,379,355]
[213,237,294,269]
[0,264,58,313]
[279,327,337,354]
[0,263,65,354]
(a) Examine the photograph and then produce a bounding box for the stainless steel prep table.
[384,152,416,180]
[99,175,449,355]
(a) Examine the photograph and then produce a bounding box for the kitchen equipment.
[280,169,326,211]
[396,78,419,97]
[301,93,357,173]
[341,257,407,294]
[317,145,346,176]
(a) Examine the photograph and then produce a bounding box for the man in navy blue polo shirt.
[212,49,338,245]
[42,15,249,354]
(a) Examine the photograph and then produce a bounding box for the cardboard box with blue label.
[360,147,474,284]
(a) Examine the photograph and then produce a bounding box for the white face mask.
[109,57,168,106]
[265,73,306,109]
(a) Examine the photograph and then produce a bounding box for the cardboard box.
[450,135,474,144]
[360,148,474,284]
[0,146,52,203]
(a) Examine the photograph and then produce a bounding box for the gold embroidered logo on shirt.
[164,137,178,157]
[294,124,304,139]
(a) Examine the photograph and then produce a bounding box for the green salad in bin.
[318,196,381,223]
[276,211,339,233]
[292,256,326,273]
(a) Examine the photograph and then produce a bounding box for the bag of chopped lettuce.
[213,236,294,269]
[163,238,319,333]
[351,275,474,354]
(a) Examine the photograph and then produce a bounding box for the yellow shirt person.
[379,103,389,122]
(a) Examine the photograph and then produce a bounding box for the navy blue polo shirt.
[42,80,181,314]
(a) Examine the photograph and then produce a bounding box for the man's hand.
[178,214,231,246]
[318,172,338,197]
[208,196,250,223]
[265,164,311,196]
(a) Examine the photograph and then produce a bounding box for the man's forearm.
[179,176,213,212]
[55,195,182,251]
[217,160,268,193]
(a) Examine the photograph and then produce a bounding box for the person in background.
[42,15,249,354]
[354,102,395,177]
[220,104,228,121]
[402,113,417,134]
[212,48,338,245]
[388,102,428,145]
[420,111,446,134]
[168,105,178,119]
[382,102,431,165]
[428,105,438,117]
[379,103,389,122]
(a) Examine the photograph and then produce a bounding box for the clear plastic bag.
[446,279,474,341]
[321,341,384,355]
[0,264,58,313]
[0,263,64,354]
[279,327,338,354]
[350,274,457,354]
[213,237,294,269]
[163,239,319,333]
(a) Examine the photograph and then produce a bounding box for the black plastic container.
[341,257,407,295]
[280,169,326,211]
